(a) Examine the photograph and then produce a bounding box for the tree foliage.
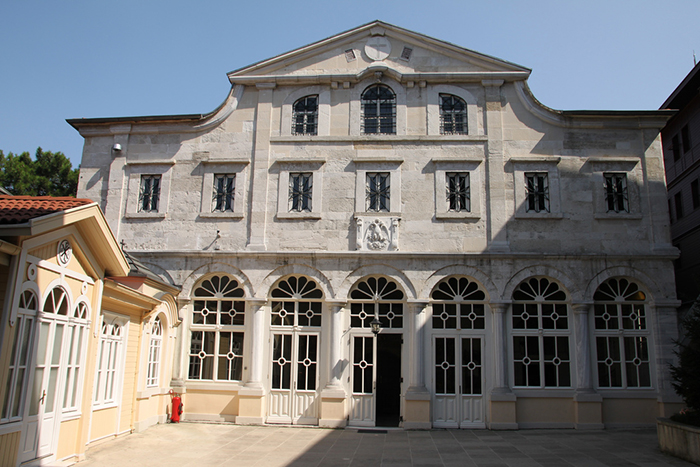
[0,148,79,197]
[670,301,700,424]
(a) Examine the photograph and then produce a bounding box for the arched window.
[292,95,318,135]
[94,316,126,407]
[350,276,404,329]
[431,276,486,330]
[440,94,467,134]
[270,276,323,327]
[361,85,396,134]
[147,317,163,387]
[63,300,90,412]
[2,290,38,422]
[188,275,245,381]
[43,287,69,315]
[593,278,651,388]
[511,278,570,388]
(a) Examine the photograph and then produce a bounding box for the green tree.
[0,148,79,196]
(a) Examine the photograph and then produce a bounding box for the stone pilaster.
[320,300,348,428]
[404,300,431,429]
[237,298,267,424]
[489,302,517,429]
[571,302,603,429]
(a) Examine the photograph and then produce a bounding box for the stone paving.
[75,423,693,467]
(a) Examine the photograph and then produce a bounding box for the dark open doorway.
[376,333,402,427]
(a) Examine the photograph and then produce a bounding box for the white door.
[349,335,376,426]
[433,336,484,428]
[20,318,67,462]
[268,332,319,424]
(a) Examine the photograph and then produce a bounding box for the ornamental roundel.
[57,239,72,266]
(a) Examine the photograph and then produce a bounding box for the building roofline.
[661,61,700,110]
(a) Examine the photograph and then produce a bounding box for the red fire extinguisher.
[170,390,183,423]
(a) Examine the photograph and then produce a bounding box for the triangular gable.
[227,20,530,84]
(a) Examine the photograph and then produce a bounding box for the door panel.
[349,336,375,426]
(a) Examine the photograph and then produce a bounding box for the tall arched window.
[431,276,486,330]
[350,276,404,329]
[511,277,571,388]
[2,290,38,422]
[439,94,467,134]
[188,275,245,381]
[147,317,163,387]
[292,95,318,135]
[62,300,90,412]
[361,85,396,134]
[593,278,651,388]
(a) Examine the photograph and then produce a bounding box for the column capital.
[654,299,682,310]
[406,300,429,311]
[246,298,267,307]
[571,302,593,314]
[326,300,347,309]
[490,302,511,313]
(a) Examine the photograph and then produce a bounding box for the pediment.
[227,21,530,85]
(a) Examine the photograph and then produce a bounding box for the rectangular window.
[138,175,161,213]
[212,174,235,212]
[682,125,691,153]
[289,173,313,212]
[675,191,684,220]
[672,134,681,161]
[366,173,390,212]
[604,173,629,213]
[692,179,699,210]
[446,173,470,212]
[525,173,549,213]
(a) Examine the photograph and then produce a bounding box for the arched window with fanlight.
[147,317,164,387]
[62,299,90,413]
[593,277,652,389]
[188,275,245,382]
[350,276,404,329]
[361,85,396,134]
[511,277,571,388]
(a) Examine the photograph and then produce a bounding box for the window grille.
[525,173,549,213]
[138,175,161,213]
[212,174,235,212]
[361,85,396,134]
[288,173,313,212]
[593,278,651,388]
[188,275,245,381]
[511,278,571,388]
[366,172,390,212]
[604,173,629,213]
[292,95,318,135]
[446,173,470,212]
[439,94,467,135]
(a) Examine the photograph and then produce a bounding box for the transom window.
[361,85,396,134]
[293,95,318,135]
[525,173,549,213]
[593,278,651,388]
[270,276,323,327]
[446,173,470,212]
[212,174,235,212]
[512,278,571,388]
[289,173,312,212]
[366,173,390,212]
[189,275,245,381]
[431,276,485,330]
[350,277,404,329]
[147,318,163,387]
[138,175,161,213]
[604,173,629,213]
[440,94,467,135]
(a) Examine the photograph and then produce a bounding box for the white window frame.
[353,158,402,215]
[510,156,563,219]
[125,161,174,219]
[275,158,325,219]
[199,160,248,219]
[433,158,482,219]
[93,313,128,410]
[146,317,163,388]
[61,299,90,419]
[589,157,642,219]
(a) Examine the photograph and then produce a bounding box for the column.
[655,301,683,417]
[320,301,347,428]
[170,298,190,387]
[489,302,517,429]
[404,300,431,429]
[571,302,603,429]
[237,298,266,425]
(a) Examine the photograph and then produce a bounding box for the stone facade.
[70,21,681,429]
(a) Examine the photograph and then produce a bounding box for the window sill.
[0,421,22,436]
[514,212,565,220]
[270,135,488,143]
[436,212,481,220]
[594,212,643,220]
[354,212,402,218]
[92,402,118,411]
[125,212,166,219]
[276,212,322,220]
[199,212,244,219]
[60,411,82,422]
[184,381,244,391]
[136,387,170,400]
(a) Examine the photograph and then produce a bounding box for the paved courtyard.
[76,423,692,467]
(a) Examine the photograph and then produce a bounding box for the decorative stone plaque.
[355,217,400,251]
[364,36,391,61]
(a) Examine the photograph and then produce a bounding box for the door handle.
[39,390,46,405]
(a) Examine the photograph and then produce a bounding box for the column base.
[238,386,265,424]
[574,392,603,429]
[319,387,347,427]
[489,391,518,430]
[404,387,431,429]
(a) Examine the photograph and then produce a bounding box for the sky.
[1,0,699,167]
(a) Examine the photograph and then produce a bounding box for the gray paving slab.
[72,423,695,467]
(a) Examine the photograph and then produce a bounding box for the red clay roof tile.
[0,196,94,225]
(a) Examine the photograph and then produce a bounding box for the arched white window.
[349,276,404,329]
[147,317,163,387]
[62,300,90,413]
[94,315,127,407]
